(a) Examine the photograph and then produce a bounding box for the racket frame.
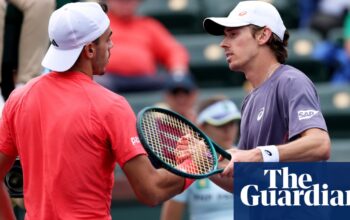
[137,107,230,179]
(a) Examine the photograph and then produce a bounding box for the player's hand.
[220,148,262,177]
[175,135,192,164]
[175,135,200,174]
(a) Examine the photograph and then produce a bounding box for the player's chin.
[228,63,237,71]
[94,68,106,76]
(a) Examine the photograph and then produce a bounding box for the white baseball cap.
[197,100,241,126]
[203,1,286,41]
[42,2,110,72]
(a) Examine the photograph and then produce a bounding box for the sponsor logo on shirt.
[257,107,265,121]
[298,110,319,120]
[196,179,209,189]
[130,136,140,145]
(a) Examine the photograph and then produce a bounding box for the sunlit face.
[92,27,113,75]
[220,26,260,72]
[200,121,239,149]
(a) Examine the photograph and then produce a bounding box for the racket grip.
[181,178,195,192]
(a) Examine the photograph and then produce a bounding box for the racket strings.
[142,111,215,175]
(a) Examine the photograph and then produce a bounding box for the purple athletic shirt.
[238,65,328,150]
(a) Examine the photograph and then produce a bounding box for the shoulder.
[275,65,316,91]
[6,74,46,104]
[89,82,131,108]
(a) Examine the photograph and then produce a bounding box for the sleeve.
[147,18,189,72]
[0,101,18,157]
[104,97,146,168]
[282,75,328,139]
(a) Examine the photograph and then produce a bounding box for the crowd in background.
[1,0,350,103]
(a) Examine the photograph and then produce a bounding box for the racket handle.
[213,144,232,160]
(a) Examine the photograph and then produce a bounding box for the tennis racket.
[136,107,232,179]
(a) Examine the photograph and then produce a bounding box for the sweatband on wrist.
[182,178,195,192]
[257,145,279,162]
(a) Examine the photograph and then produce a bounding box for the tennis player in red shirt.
[0,2,191,220]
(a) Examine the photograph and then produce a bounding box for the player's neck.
[245,60,280,89]
[69,61,93,79]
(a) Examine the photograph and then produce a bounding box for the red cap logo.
[238,11,247,16]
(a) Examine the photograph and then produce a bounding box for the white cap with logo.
[197,100,241,126]
[203,1,286,41]
[42,2,110,72]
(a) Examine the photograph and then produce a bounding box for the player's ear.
[257,28,272,45]
[83,44,95,58]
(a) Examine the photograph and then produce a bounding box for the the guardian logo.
[240,167,350,207]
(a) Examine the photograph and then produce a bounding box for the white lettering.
[130,136,140,145]
[241,184,259,206]
[264,169,281,189]
[298,110,319,120]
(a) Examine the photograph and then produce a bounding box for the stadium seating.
[200,0,239,18]
[175,34,245,88]
[317,83,350,138]
[287,29,330,82]
[138,0,202,34]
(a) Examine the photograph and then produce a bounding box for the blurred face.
[220,26,259,72]
[165,89,198,121]
[200,121,239,149]
[107,0,141,19]
[92,27,113,75]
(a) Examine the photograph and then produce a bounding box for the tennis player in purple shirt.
[203,1,330,192]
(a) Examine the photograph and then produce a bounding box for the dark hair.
[93,2,109,44]
[250,25,289,64]
[99,2,108,13]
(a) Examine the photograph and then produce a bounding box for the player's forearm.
[146,169,184,206]
[210,174,234,193]
[160,200,186,220]
[0,184,16,220]
[124,156,185,206]
[278,128,330,162]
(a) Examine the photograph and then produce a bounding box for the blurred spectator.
[94,0,190,93]
[298,0,320,29]
[156,74,198,122]
[308,0,350,37]
[0,0,55,100]
[345,13,350,56]
[160,96,240,220]
[331,12,350,84]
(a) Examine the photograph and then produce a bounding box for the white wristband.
[257,145,279,162]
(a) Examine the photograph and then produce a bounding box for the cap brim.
[41,45,84,72]
[203,17,250,35]
[205,114,241,126]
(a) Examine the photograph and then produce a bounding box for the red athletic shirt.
[106,13,189,76]
[0,71,146,220]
